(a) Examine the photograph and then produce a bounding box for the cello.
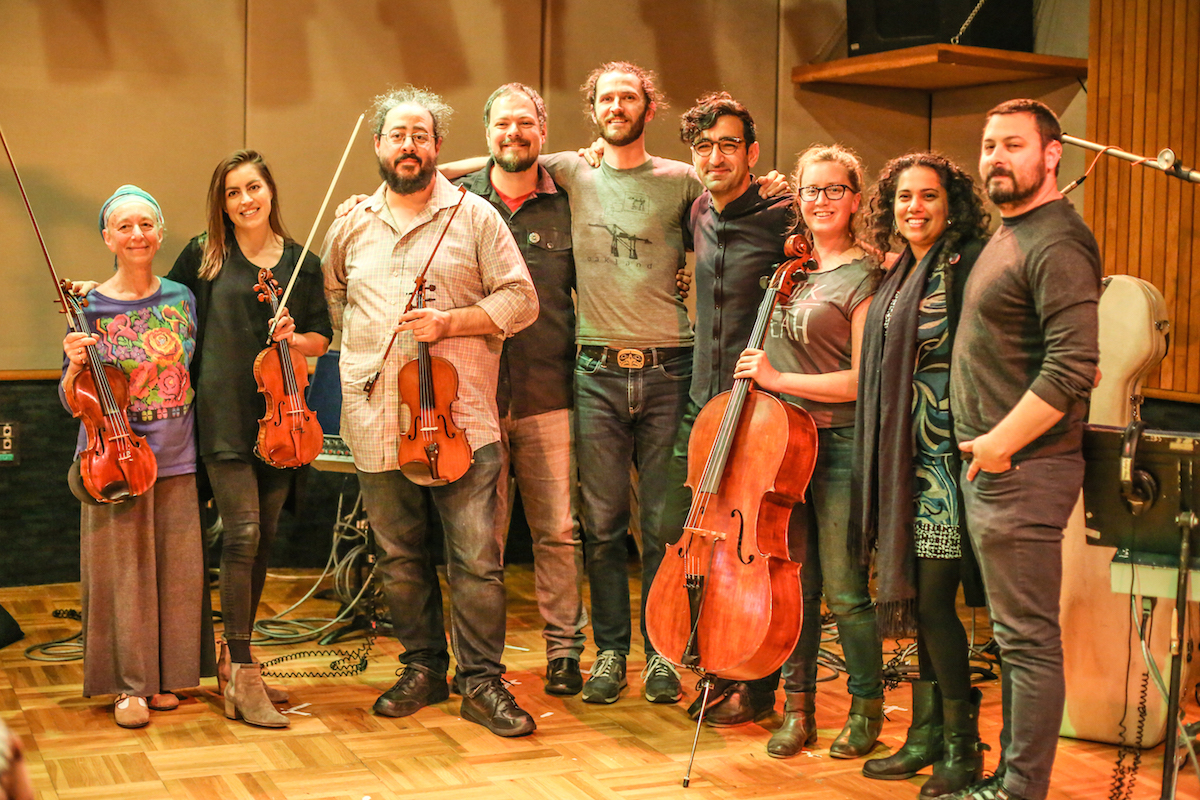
[252,267,324,468]
[645,237,818,781]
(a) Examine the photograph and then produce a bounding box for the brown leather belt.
[579,345,691,369]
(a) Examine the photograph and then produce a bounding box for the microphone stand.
[1062,134,1200,185]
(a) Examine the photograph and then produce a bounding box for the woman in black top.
[168,150,332,728]
[854,152,990,798]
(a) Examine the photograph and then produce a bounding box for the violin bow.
[0,121,78,326]
[268,112,365,340]
[363,185,468,398]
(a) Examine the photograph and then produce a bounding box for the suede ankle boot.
[767,691,817,758]
[919,687,989,798]
[863,680,943,779]
[225,662,290,728]
[830,694,883,758]
[218,638,289,704]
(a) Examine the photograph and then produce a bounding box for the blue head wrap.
[98,184,164,235]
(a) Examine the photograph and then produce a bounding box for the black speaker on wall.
[846,0,1034,57]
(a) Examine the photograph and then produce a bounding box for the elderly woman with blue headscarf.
[60,185,204,729]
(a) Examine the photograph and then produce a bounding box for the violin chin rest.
[400,461,450,488]
[100,481,131,503]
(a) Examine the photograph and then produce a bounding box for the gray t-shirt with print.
[541,152,701,348]
[765,256,877,429]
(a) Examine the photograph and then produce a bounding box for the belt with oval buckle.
[616,348,646,369]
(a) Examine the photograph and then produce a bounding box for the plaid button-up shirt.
[322,174,538,472]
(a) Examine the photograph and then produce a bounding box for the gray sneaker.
[582,650,627,704]
[641,654,682,703]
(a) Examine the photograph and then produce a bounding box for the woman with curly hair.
[733,143,885,760]
[854,152,991,798]
[168,150,332,728]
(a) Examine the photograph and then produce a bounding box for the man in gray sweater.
[949,99,1101,800]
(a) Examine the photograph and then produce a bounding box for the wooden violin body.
[645,239,818,681]
[397,292,472,487]
[253,268,323,469]
[62,296,158,504]
[253,341,323,468]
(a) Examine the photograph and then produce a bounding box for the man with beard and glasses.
[321,86,540,737]
[453,83,586,697]
[948,99,1101,800]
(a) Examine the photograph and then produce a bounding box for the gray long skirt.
[80,473,204,697]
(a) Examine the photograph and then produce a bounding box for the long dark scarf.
[851,236,988,638]
[851,243,937,637]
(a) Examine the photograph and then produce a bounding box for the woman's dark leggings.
[915,556,972,701]
[205,458,292,663]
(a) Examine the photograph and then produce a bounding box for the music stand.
[1082,422,1200,799]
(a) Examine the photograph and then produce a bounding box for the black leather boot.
[767,691,817,758]
[919,687,989,798]
[830,695,884,758]
[863,680,943,779]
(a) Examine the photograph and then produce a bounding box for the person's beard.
[598,106,648,147]
[985,162,1044,206]
[379,153,436,195]
[492,137,538,173]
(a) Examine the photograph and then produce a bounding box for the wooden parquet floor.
[1,566,1195,800]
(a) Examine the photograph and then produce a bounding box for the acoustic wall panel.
[0,1,246,371]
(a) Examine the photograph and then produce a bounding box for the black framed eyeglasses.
[798,184,852,201]
[691,137,744,157]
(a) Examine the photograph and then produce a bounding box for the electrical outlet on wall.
[0,422,18,465]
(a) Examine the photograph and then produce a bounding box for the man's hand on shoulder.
[578,138,605,168]
[756,170,791,200]
[334,194,370,218]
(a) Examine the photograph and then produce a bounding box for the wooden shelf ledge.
[792,43,1088,91]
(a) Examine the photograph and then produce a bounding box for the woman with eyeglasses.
[167,150,332,728]
[62,186,204,728]
[733,144,884,760]
[854,152,990,799]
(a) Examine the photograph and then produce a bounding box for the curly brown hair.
[864,151,990,257]
[581,61,667,119]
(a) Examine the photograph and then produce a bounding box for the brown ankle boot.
[767,691,817,758]
[830,695,883,758]
[225,662,290,728]
[218,638,289,704]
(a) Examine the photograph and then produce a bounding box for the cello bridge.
[682,526,726,542]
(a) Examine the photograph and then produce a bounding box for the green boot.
[863,680,943,779]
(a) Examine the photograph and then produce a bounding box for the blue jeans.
[784,426,883,698]
[961,454,1082,800]
[574,348,692,656]
[495,408,585,661]
[357,442,505,692]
